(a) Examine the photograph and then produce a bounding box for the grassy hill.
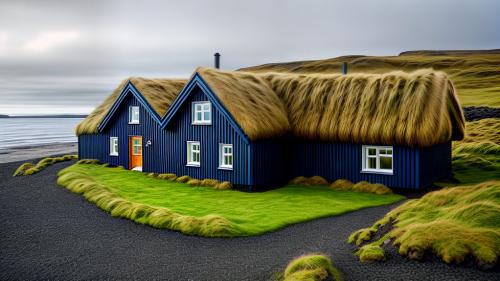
[240,50,500,107]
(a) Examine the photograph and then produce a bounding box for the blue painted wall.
[78,83,453,190]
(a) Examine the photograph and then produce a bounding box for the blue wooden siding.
[78,83,453,190]
[162,86,250,185]
[79,86,250,186]
[419,142,452,187]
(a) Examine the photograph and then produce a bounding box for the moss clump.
[13,162,34,176]
[349,181,500,267]
[357,245,385,262]
[187,179,201,186]
[77,159,100,164]
[290,176,329,186]
[13,155,78,176]
[215,181,232,190]
[157,173,177,181]
[330,179,392,195]
[175,175,192,183]
[282,254,342,281]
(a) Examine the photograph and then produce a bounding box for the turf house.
[76,62,465,191]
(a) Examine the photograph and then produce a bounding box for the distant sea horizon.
[0,118,84,150]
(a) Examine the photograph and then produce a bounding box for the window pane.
[204,111,210,121]
[379,149,386,154]
[367,157,377,169]
[387,149,392,155]
[380,156,392,169]
[228,156,232,165]
[368,148,376,156]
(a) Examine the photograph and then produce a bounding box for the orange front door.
[129,136,143,170]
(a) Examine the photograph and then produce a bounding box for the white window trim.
[129,106,140,124]
[186,141,201,167]
[218,143,233,170]
[361,145,393,175]
[110,137,119,156]
[191,101,212,125]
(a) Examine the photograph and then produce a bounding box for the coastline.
[0,142,77,164]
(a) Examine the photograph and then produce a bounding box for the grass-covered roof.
[76,68,465,147]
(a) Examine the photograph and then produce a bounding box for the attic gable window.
[361,146,393,174]
[192,102,211,125]
[129,106,140,124]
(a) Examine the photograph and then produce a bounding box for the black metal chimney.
[341,62,348,74]
[214,52,221,69]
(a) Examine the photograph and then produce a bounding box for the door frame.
[128,135,143,170]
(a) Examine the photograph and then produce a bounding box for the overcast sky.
[0,0,499,115]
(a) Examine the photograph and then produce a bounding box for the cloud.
[23,31,80,53]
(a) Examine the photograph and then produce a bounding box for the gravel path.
[0,160,497,281]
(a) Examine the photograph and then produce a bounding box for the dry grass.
[261,69,464,147]
[196,67,290,140]
[175,175,192,183]
[330,180,393,195]
[13,155,78,176]
[281,254,342,281]
[289,176,328,186]
[241,50,500,107]
[76,78,187,135]
[348,181,500,267]
[148,172,232,190]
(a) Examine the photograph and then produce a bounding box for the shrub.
[175,175,191,183]
[357,245,385,262]
[13,162,34,176]
[215,181,232,190]
[283,254,342,281]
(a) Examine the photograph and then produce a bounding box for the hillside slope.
[240,50,500,107]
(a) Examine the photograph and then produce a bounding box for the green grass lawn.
[58,163,403,237]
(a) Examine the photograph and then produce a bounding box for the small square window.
[362,146,393,174]
[192,102,211,125]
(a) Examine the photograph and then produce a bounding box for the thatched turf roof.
[76,68,464,147]
[75,78,187,135]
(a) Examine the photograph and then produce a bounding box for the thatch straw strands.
[76,78,186,135]
[76,67,464,147]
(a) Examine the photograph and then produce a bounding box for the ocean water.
[0,118,84,150]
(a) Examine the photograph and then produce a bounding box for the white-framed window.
[362,145,393,174]
[129,106,140,124]
[192,102,212,125]
[187,141,201,166]
[132,139,142,155]
[219,144,233,170]
[110,137,119,156]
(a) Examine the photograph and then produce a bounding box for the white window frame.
[218,143,233,170]
[129,106,140,124]
[191,101,212,125]
[110,137,119,156]
[186,141,201,167]
[361,145,393,175]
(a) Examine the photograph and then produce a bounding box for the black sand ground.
[0,160,498,281]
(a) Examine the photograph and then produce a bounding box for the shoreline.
[0,142,77,164]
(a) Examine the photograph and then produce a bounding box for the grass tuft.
[349,181,500,267]
[157,173,177,181]
[357,245,385,262]
[200,178,220,187]
[175,175,192,183]
[290,176,328,186]
[13,155,78,176]
[187,179,201,186]
[282,254,342,281]
[330,179,393,195]
[215,181,232,190]
[77,159,101,165]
